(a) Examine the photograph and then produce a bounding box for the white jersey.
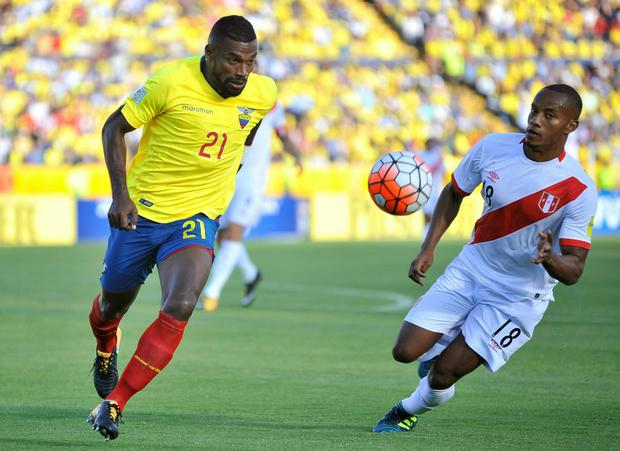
[222,102,287,229]
[450,133,597,301]
[240,101,287,182]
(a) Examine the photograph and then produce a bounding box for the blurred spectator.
[415,137,445,238]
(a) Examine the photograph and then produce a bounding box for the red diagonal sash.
[472,176,587,244]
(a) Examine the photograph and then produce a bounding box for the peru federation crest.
[237,106,254,129]
[538,191,560,214]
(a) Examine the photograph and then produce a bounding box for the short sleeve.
[121,71,169,129]
[558,185,598,250]
[451,138,484,196]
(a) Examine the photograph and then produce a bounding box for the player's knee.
[162,292,199,320]
[392,343,418,363]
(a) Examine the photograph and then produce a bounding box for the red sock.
[89,294,122,354]
[106,311,187,411]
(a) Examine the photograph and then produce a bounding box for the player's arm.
[102,106,138,230]
[244,119,262,146]
[238,120,263,172]
[532,231,589,285]
[409,182,465,286]
[277,129,303,172]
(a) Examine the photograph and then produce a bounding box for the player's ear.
[205,44,212,58]
[564,119,579,135]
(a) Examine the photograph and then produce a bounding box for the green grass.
[0,238,619,449]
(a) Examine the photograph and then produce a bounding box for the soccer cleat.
[92,328,122,398]
[87,400,121,441]
[241,270,262,307]
[372,401,419,433]
[417,356,437,379]
[201,296,219,312]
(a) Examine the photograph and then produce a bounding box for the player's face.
[206,38,257,98]
[525,89,578,149]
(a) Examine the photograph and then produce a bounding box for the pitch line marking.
[261,281,414,312]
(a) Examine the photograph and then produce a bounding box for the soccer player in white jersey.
[373,84,598,433]
[418,138,445,238]
[200,101,302,311]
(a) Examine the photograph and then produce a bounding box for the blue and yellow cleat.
[372,402,418,433]
[417,356,437,379]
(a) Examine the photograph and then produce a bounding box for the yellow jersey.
[120,55,277,223]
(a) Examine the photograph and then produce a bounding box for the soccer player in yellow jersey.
[86,16,277,441]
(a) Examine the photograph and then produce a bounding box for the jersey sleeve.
[558,184,598,250]
[121,70,170,129]
[451,138,484,196]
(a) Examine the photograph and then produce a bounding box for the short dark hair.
[209,15,256,44]
[543,84,583,119]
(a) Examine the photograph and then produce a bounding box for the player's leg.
[89,222,157,399]
[400,332,482,416]
[383,293,550,433]
[89,288,139,398]
[237,242,261,307]
[201,223,245,310]
[87,219,160,440]
[374,265,474,432]
[103,214,218,415]
[392,321,444,363]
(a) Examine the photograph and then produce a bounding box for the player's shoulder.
[242,73,277,111]
[561,152,597,190]
[152,56,200,80]
[478,133,524,147]
[471,133,523,159]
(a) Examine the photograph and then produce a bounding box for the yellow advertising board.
[0,195,76,245]
[310,189,482,241]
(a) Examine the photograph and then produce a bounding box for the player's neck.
[523,143,564,163]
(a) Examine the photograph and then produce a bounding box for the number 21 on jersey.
[198,131,227,160]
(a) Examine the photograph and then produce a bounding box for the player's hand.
[409,249,434,286]
[108,194,138,230]
[531,230,553,264]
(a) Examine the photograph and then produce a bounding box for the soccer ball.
[368,151,432,215]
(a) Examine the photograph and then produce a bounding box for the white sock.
[237,244,258,283]
[401,376,455,415]
[203,240,243,299]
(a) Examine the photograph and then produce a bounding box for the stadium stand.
[1,0,617,188]
[373,0,620,189]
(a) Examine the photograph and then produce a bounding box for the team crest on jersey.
[538,191,560,214]
[487,171,500,182]
[237,106,254,129]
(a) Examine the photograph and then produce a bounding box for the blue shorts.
[101,213,219,292]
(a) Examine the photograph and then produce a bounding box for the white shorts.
[404,263,549,372]
[221,173,266,230]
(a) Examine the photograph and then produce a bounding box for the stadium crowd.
[375,0,620,189]
[1,0,618,188]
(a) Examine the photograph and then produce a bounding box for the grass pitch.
[0,238,618,450]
